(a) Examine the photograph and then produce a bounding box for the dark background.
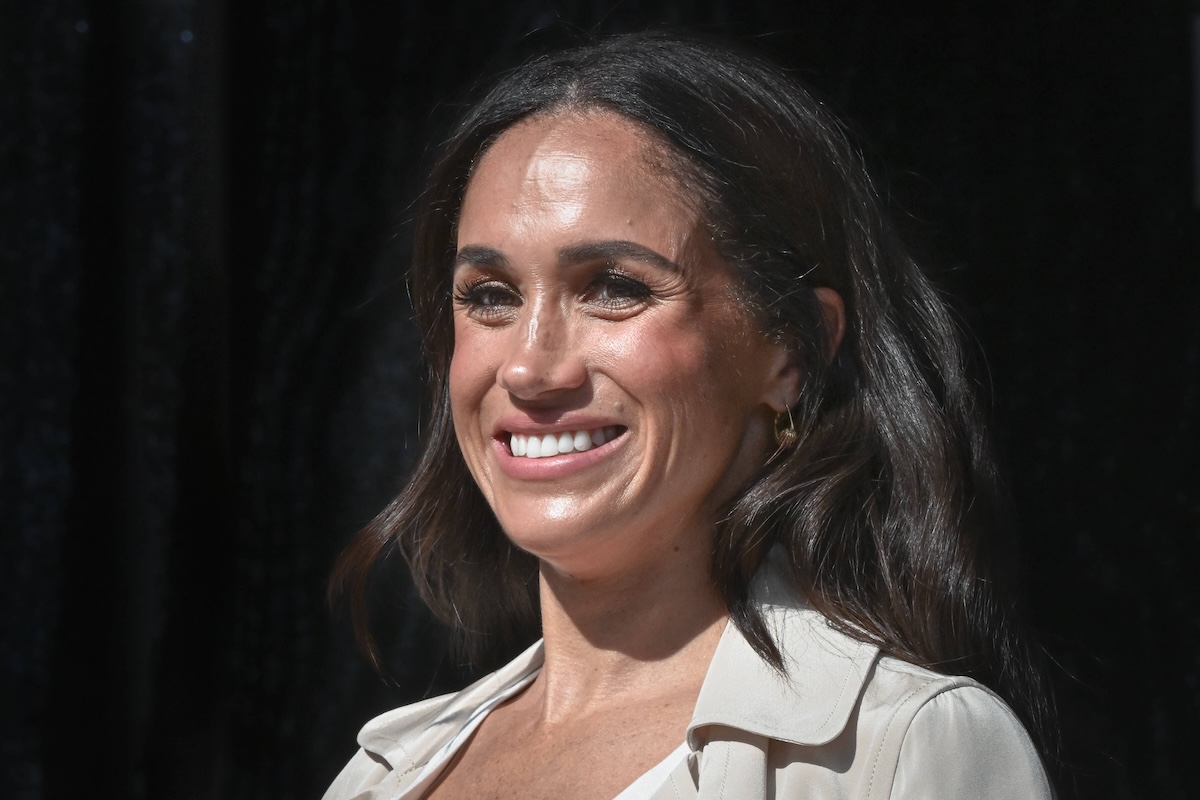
[3,1,1197,798]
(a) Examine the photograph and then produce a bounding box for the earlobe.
[814,287,846,359]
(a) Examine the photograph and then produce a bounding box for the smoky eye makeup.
[452,275,522,320]
[583,268,655,309]
[451,244,517,310]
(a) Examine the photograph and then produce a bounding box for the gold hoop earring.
[774,407,797,448]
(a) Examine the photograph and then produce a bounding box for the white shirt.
[324,557,1053,799]
[384,661,690,800]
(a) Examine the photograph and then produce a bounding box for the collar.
[687,554,879,748]
[358,554,878,771]
[357,640,546,774]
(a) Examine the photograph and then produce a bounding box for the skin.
[430,109,829,799]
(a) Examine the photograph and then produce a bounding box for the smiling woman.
[449,111,801,583]
[325,32,1054,800]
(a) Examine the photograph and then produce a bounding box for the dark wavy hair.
[331,31,1050,747]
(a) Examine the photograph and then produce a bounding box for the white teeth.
[508,427,621,459]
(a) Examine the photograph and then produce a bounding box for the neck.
[530,546,727,724]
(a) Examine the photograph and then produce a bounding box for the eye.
[583,269,653,314]
[453,278,521,322]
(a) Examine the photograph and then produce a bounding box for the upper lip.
[492,413,624,438]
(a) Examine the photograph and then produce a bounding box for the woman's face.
[449,110,797,581]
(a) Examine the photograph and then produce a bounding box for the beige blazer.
[324,563,1052,799]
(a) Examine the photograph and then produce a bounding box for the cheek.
[641,321,771,427]
[608,321,719,408]
[447,331,502,486]
[448,324,496,418]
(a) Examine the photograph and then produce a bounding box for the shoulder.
[703,564,1053,798]
[851,657,1054,800]
[322,640,546,800]
[355,689,462,756]
[321,690,460,800]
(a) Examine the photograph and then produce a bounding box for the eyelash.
[584,269,653,308]
[452,279,518,315]
[452,268,654,319]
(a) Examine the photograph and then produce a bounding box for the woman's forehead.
[471,110,692,199]
[458,110,702,244]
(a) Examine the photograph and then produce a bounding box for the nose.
[497,302,587,400]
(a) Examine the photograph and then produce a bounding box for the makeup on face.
[447,110,792,579]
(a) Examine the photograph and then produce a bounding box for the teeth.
[509,427,620,459]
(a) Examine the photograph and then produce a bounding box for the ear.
[762,287,846,414]
[763,342,802,415]
[814,287,846,359]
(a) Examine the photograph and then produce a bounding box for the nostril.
[498,355,588,399]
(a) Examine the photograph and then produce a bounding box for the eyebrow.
[557,240,680,273]
[454,245,509,271]
[453,240,680,273]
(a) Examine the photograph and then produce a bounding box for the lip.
[491,418,628,481]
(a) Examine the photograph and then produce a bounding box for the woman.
[325,32,1054,799]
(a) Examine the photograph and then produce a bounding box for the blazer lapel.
[687,556,878,751]
[646,735,773,800]
[356,640,546,788]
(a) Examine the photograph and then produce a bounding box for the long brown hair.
[331,31,1050,748]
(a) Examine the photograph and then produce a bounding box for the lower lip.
[493,432,626,480]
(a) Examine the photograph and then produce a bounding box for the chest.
[423,700,689,800]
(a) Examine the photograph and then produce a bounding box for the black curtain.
[3,2,1196,798]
